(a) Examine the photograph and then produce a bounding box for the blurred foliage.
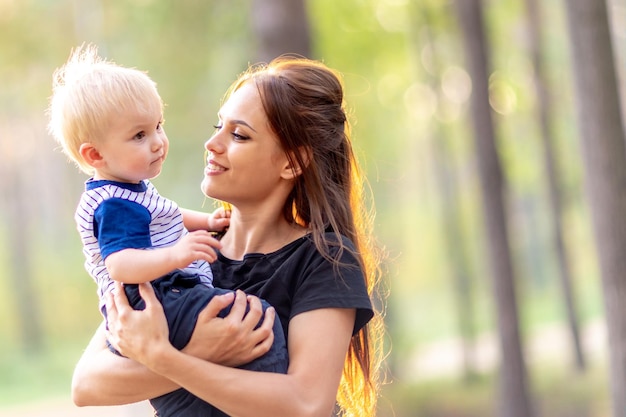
[378,358,611,417]
[0,0,624,415]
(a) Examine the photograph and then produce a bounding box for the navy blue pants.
[106,271,288,416]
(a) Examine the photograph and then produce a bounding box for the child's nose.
[152,136,165,151]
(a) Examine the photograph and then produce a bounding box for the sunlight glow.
[377,73,406,109]
[489,72,517,115]
[441,65,472,105]
[375,0,409,33]
[0,0,16,21]
[404,82,437,121]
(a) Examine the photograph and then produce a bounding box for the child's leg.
[154,272,288,371]
[149,272,288,417]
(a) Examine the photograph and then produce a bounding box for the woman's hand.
[107,281,274,369]
[182,290,275,367]
[106,281,172,367]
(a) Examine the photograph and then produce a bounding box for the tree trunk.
[432,128,479,381]
[525,0,585,371]
[564,1,626,415]
[453,1,534,416]
[250,0,311,63]
[414,5,479,381]
[5,169,44,354]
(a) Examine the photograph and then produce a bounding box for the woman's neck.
[219,210,308,260]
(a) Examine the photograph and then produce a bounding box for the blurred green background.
[1,0,624,416]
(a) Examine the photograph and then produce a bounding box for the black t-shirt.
[211,233,374,342]
[151,233,373,417]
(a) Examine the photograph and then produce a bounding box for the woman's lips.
[205,160,226,175]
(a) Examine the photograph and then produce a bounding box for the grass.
[0,342,83,406]
[379,356,610,417]
[1,339,610,416]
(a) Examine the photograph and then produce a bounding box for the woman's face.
[202,82,291,207]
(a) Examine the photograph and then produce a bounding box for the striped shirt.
[75,179,213,311]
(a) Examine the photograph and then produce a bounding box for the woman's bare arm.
[150,309,354,417]
[71,322,179,406]
[109,282,355,417]
[72,289,274,406]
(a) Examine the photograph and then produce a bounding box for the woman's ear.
[280,146,312,180]
[79,143,105,168]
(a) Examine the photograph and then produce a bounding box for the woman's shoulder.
[288,232,373,333]
[282,232,358,261]
[324,231,357,250]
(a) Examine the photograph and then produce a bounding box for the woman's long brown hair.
[227,57,386,416]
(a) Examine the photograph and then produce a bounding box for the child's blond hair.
[47,44,163,175]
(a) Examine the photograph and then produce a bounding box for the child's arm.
[181,207,230,233]
[105,231,221,284]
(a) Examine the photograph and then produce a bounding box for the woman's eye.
[232,132,249,140]
[213,124,249,141]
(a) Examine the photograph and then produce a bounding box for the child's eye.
[134,131,146,140]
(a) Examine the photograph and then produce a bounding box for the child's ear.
[280,146,312,180]
[79,143,105,168]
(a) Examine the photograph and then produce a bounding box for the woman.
[72,56,385,417]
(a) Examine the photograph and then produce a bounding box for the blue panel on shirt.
[94,198,153,259]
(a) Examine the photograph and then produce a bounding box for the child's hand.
[207,206,231,232]
[172,230,222,266]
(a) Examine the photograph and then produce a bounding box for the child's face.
[93,106,168,183]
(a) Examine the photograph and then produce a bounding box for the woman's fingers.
[105,282,125,351]
[106,282,171,362]
[137,281,159,310]
[105,290,118,323]
[239,295,273,357]
[197,291,235,323]
[110,281,128,311]
[251,306,275,357]
[228,290,248,322]
[183,291,237,362]
[243,295,264,329]
[184,290,274,366]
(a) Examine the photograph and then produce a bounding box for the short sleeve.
[94,198,153,259]
[290,238,374,335]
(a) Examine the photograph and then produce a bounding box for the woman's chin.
[200,180,220,200]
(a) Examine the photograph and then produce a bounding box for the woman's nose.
[205,134,223,153]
